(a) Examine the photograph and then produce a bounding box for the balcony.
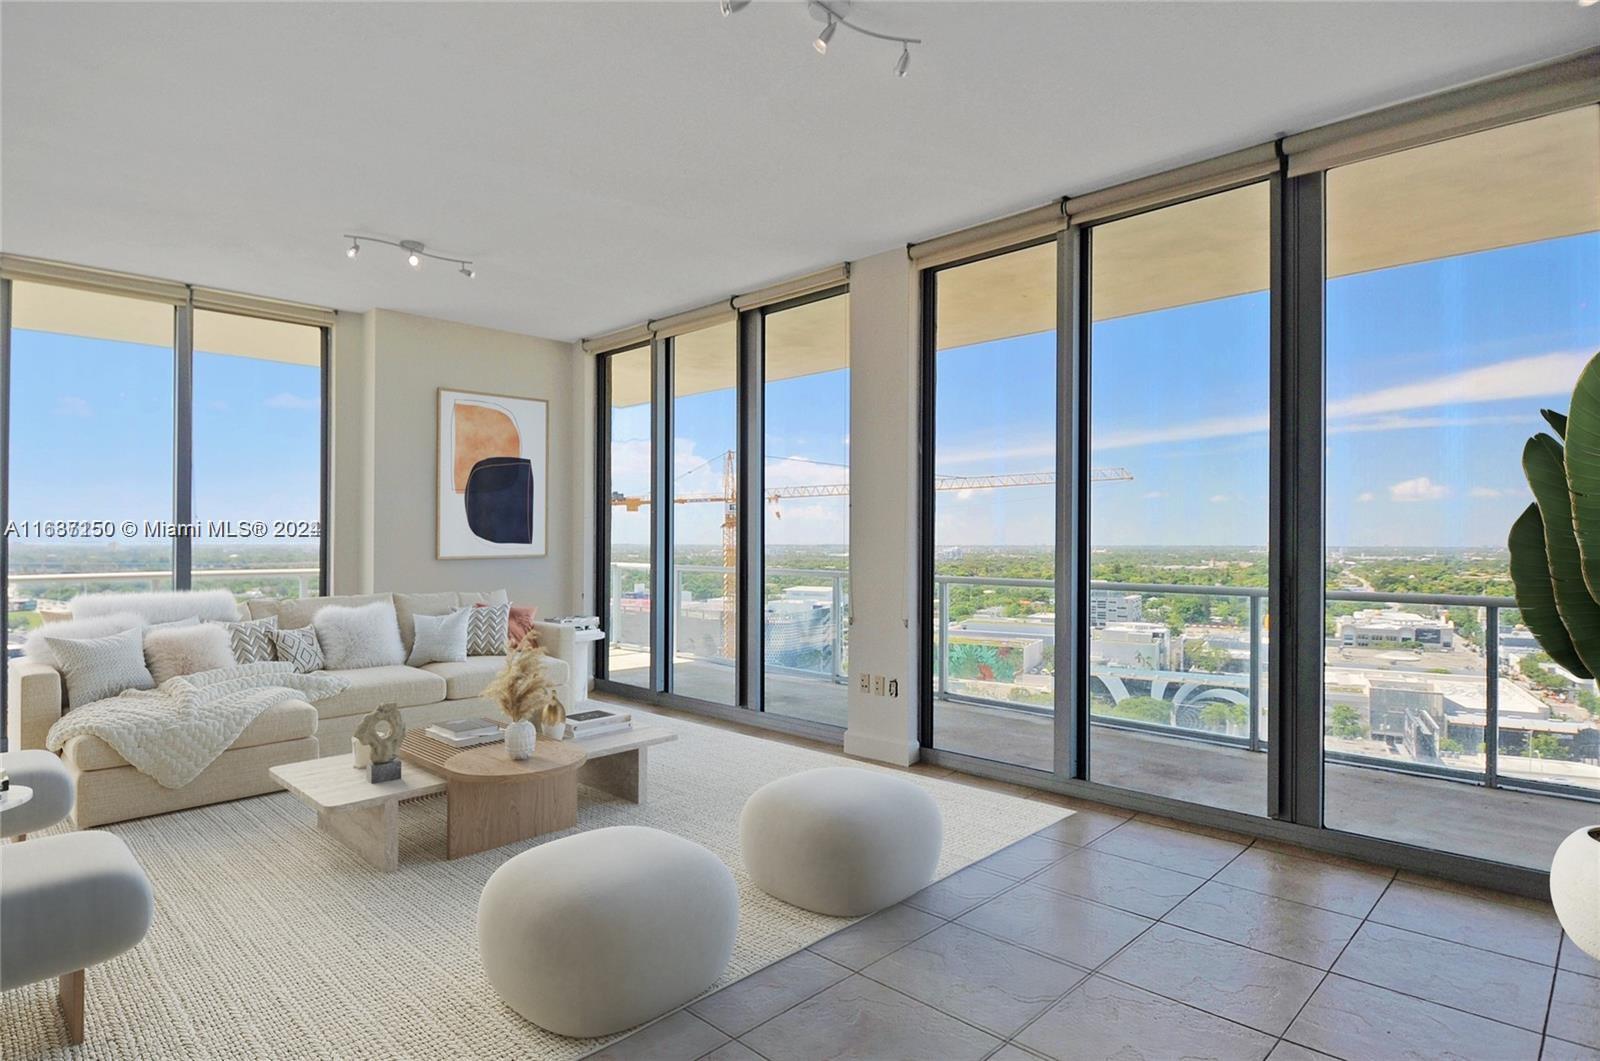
[608,565,1600,870]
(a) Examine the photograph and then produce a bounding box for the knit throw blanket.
[47,662,348,789]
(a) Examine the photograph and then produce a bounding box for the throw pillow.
[24,612,145,667]
[407,607,471,666]
[467,602,510,656]
[217,614,278,664]
[44,627,157,708]
[273,626,325,673]
[143,623,236,685]
[508,605,538,648]
[313,600,406,670]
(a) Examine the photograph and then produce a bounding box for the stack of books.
[565,707,632,740]
[425,717,504,748]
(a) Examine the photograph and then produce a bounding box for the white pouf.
[1551,824,1600,960]
[740,766,942,917]
[477,826,738,1038]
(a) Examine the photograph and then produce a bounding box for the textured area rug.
[2,709,1065,1060]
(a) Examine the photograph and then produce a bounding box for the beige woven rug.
[2,708,1065,1060]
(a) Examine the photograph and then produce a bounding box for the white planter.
[352,737,371,769]
[1551,824,1600,961]
[540,721,567,741]
[505,720,537,761]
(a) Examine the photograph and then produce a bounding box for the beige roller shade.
[0,254,187,305]
[1067,142,1280,226]
[1285,47,1600,177]
[670,318,738,398]
[606,343,654,409]
[190,287,334,329]
[764,291,849,383]
[909,202,1067,269]
[583,324,655,357]
[732,264,849,311]
[651,301,736,340]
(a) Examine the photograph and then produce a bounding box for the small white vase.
[351,737,371,769]
[1551,824,1600,961]
[541,720,567,741]
[505,719,537,760]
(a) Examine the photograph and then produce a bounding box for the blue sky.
[9,333,322,548]
[14,233,1599,556]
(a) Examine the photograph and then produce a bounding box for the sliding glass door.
[1085,183,1272,815]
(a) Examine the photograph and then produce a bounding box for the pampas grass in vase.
[483,633,564,758]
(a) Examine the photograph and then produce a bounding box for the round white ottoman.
[477,826,738,1038]
[740,767,942,917]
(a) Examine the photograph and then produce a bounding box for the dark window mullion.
[173,299,194,591]
[739,309,764,711]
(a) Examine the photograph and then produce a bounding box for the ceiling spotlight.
[894,44,910,77]
[720,0,751,14]
[814,17,835,53]
[342,234,475,279]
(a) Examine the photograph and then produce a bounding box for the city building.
[1336,608,1455,649]
[1089,589,1143,627]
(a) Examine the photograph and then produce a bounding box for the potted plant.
[482,634,563,760]
[1505,350,1600,958]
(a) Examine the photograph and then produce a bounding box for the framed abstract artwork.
[437,388,549,558]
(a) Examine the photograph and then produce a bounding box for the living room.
[3,3,1600,1060]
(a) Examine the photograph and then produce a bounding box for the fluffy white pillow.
[69,588,241,624]
[143,623,236,685]
[407,607,471,666]
[44,627,157,708]
[25,612,145,667]
[313,601,406,670]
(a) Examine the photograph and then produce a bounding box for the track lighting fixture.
[341,234,476,279]
[787,2,921,78]
[720,0,751,15]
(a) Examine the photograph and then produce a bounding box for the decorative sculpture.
[355,703,407,782]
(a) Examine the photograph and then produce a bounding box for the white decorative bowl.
[1551,824,1600,961]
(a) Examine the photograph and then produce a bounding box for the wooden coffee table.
[399,731,587,859]
[271,719,678,870]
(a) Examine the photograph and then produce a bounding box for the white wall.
[331,309,580,615]
[842,250,921,765]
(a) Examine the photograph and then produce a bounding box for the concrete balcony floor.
[608,652,1598,871]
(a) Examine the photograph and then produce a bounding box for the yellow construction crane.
[611,452,1133,656]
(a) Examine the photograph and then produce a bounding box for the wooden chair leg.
[59,969,84,1045]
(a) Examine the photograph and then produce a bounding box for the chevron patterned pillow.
[273,626,324,673]
[467,603,510,656]
[218,615,278,665]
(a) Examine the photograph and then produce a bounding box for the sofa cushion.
[421,655,569,702]
[313,601,405,670]
[62,699,318,772]
[310,665,447,720]
[249,592,395,631]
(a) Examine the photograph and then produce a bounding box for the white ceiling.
[3,2,1598,342]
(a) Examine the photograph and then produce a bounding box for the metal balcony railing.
[608,560,1597,800]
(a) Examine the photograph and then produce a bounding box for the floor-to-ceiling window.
[1321,107,1600,868]
[668,321,740,706]
[761,291,850,727]
[6,283,176,662]
[601,344,654,687]
[192,310,324,599]
[1086,183,1272,815]
[927,241,1058,769]
[3,278,329,666]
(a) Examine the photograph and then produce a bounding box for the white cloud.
[55,395,92,418]
[264,392,317,411]
[1389,476,1450,502]
[1356,491,1376,503]
[1209,494,1230,504]
[1469,486,1506,499]
[1142,490,1165,500]
[1093,350,1586,452]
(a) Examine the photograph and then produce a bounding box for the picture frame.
[436,388,549,559]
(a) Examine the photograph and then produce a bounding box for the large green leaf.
[1524,433,1600,677]
[1564,352,1600,601]
[1508,502,1591,680]
[1543,409,1568,438]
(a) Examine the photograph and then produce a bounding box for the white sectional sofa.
[6,590,581,828]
